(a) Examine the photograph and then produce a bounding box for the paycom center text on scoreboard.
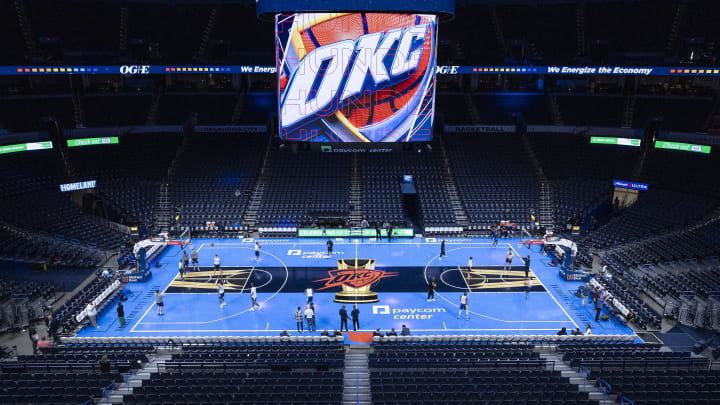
[276,13,438,142]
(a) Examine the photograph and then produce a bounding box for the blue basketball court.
[78,237,634,338]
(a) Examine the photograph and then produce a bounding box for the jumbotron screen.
[276,13,437,142]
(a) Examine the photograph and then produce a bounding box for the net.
[520,228,544,252]
[178,228,191,247]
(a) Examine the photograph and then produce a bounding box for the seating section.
[557,343,717,405]
[579,189,715,249]
[0,98,74,131]
[171,133,266,232]
[633,97,713,131]
[257,146,350,227]
[124,344,344,405]
[445,132,539,229]
[0,227,105,268]
[50,270,113,337]
[372,344,590,405]
[70,132,183,229]
[83,95,152,127]
[0,151,123,251]
[361,146,456,227]
[0,345,148,405]
[157,94,236,125]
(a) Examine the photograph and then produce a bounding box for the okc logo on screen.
[276,13,437,142]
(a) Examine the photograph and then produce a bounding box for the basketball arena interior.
[1,0,720,404]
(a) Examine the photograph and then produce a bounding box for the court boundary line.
[509,243,580,330]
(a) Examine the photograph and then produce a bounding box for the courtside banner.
[276,13,438,142]
[2,65,719,76]
[444,125,515,133]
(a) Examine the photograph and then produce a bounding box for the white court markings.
[130,240,575,333]
[423,245,576,326]
[130,246,288,331]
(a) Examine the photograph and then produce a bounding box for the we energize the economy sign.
[654,141,711,154]
[0,141,53,155]
[66,137,119,147]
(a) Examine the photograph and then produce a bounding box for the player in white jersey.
[458,292,469,320]
[250,282,261,310]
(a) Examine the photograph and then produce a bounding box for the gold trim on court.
[168,268,252,292]
[461,267,541,291]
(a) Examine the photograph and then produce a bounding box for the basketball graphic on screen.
[277,13,437,142]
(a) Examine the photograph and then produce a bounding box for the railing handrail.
[621,396,635,405]
[578,365,590,389]
[597,378,612,401]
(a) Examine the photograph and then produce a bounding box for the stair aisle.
[535,348,617,405]
[343,346,372,405]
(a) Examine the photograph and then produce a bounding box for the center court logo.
[373,304,445,320]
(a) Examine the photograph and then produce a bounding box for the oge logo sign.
[120,65,150,75]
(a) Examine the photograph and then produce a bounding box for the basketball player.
[178,259,185,281]
[427,277,437,302]
[525,278,533,300]
[458,292,469,320]
[254,241,261,261]
[217,279,226,308]
[182,250,189,270]
[492,228,498,247]
[190,248,199,271]
[439,239,446,259]
[504,249,514,270]
[211,254,221,282]
[250,282,261,311]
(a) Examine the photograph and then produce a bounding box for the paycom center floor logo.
[276,13,438,142]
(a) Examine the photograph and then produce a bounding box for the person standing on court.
[581,283,590,306]
[178,259,185,281]
[326,239,333,257]
[351,305,360,331]
[305,287,313,303]
[250,282,261,310]
[182,250,189,271]
[211,254,221,282]
[254,241,261,261]
[427,277,437,302]
[339,305,349,332]
[375,222,382,240]
[117,302,125,328]
[525,277,533,299]
[86,302,99,328]
[504,248,514,270]
[217,280,226,308]
[387,224,393,242]
[595,294,605,322]
[190,247,199,271]
[492,227,498,247]
[304,305,314,332]
[439,240,446,259]
[522,255,530,278]
[155,289,165,316]
[295,307,304,333]
[458,292,469,320]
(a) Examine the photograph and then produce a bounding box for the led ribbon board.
[590,137,641,147]
[0,141,53,155]
[298,228,414,237]
[66,137,119,147]
[613,180,649,191]
[654,141,711,154]
[276,13,438,142]
[59,180,96,192]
